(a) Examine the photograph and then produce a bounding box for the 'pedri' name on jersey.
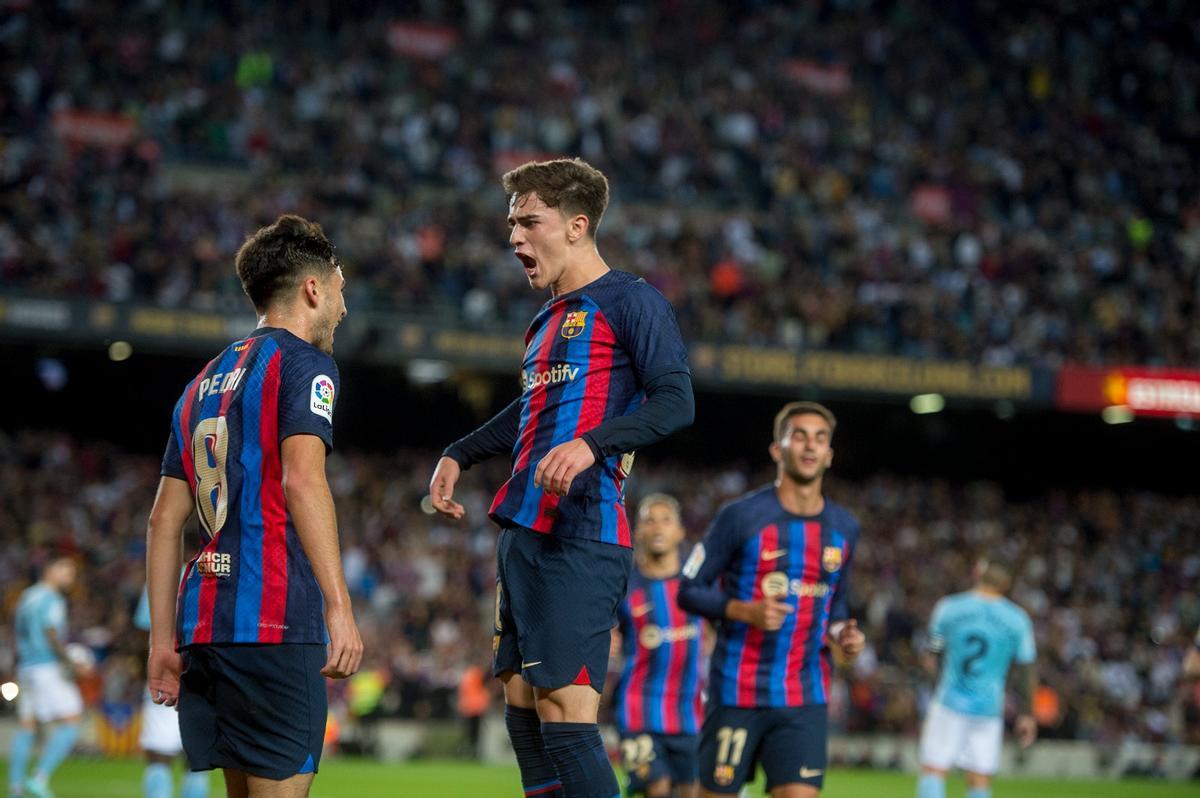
[521,364,579,392]
[197,368,247,400]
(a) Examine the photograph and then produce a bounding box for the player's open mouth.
[516,252,537,274]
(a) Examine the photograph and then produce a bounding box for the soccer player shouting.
[613,495,705,798]
[146,215,362,798]
[430,158,694,797]
[678,402,864,798]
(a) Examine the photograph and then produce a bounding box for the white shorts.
[16,663,84,723]
[918,702,1003,775]
[139,691,184,755]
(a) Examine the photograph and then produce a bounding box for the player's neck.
[549,248,609,297]
[973,586,1003,599]
[258,308,316,348]
[637,551,680,579]
[774,477,825,516]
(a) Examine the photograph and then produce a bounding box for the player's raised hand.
[322,603,363,679]
[1015,714,1038,748]
[534,438,595,497]
[429,456,466,519]
[148,646,183,707]
[750,594,794,631]
[835,618,865,658]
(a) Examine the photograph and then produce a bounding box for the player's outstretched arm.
[435,398,522,515]
[282,434,363,679]
[146,475,193,705]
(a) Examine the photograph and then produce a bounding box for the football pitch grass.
[2,758,1195,798]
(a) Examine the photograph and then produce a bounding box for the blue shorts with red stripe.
[179,643,326,780]
[493,525,632,691]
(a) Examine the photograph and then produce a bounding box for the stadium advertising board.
[1058,365,1200,417]
[0,295,1039,403]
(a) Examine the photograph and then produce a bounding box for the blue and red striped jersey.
[160,327,339,648]
[614,570,705,736]
[678,486,859,708]
[488,271,689,547]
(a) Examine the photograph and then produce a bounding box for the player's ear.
[768,440,782,464]
[302,274,320,307]
[826,447,834,467]
[567,213,589,243]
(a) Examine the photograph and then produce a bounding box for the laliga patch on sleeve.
[310,375,335,422]
[682,543,705,579]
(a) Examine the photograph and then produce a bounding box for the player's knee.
[644,777,672,798]
[964,771,991,789]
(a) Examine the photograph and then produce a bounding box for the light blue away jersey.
[15,584,68,667]
[928,591,1035,717]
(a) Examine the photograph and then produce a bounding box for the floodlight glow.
[910,394,945,414]
[1101,405,1134,424]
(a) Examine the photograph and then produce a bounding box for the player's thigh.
[618,732,671,796]
[698,706,767,794]
[503,526,632,692]
[245,771,315,798]
[500,670,536,710]
[223,769,249,798]
[759,705,828,793]
[918,703,966,772]
[535,682,600,723]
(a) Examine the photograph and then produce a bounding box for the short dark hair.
[502,158,610,238]
[773,401,837,442]
[234,214,338,311]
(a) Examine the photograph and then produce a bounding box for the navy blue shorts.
[619,732,699,794]
[698,704,828,793]
[179,644,327,780]
[494,525,633,691]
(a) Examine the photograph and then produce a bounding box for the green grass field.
[3,758,1195,798]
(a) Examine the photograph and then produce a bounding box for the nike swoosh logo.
[632,603,654,617]
[762,549,787,560]
[799,767,824,778]
[521,661,542,669]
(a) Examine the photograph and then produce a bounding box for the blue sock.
[504,706,563,797]
[143,762,171,798]
[8,728,35,791]
[181,770,210,798]
[33,722,80,781]
[917,773,945,798]
[967,788,991,798]
[540,722,619,798]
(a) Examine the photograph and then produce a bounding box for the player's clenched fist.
[833,618,865,658]
[533,438,596,497]
[732,595,794,631]
[429,456,466,519]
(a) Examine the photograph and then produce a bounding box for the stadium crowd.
[2,429,1198,751]
[3,1,1200,366]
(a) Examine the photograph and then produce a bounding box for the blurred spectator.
[2,429,1199,747]
[2,1,1198,366]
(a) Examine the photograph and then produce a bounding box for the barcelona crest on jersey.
[560,310,589,338]
[822,545,843,573]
